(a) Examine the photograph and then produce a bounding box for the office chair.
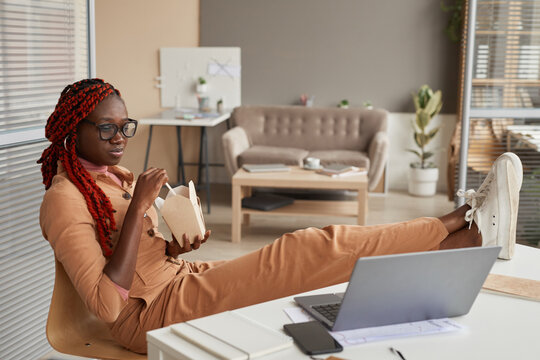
[46,258,146,360]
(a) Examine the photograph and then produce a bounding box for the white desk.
[140,109,230,213]
[147,244,540,359]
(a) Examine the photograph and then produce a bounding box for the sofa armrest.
[222,127,251,177]
[367,131,389,191]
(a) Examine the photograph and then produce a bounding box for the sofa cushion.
[307,150,370,170]
[238,145,309,166]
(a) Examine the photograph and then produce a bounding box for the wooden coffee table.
[231,166,368,243]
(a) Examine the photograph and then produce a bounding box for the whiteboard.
[159,47,241,110]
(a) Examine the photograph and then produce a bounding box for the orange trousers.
[111,217,448,353]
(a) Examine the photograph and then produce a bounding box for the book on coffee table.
[317,164,366,177]
[242,163,290,173]
[320,163,357,173]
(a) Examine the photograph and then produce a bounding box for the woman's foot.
[457,152,522,259]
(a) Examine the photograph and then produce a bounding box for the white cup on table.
[304,157,320,169]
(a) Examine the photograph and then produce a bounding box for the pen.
[390,346,407,360]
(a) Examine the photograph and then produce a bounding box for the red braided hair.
[38,79,122,256]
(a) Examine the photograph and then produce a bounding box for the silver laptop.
[295,246,500,331]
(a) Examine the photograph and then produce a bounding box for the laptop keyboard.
[312,303,341,323]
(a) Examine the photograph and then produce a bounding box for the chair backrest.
[46,258,146,360]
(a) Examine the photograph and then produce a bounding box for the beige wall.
[95,0,200,181]
[201,0,459,113]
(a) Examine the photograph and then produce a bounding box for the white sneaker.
[457,152,522,259]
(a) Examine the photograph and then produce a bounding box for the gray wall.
[200,0,459,113]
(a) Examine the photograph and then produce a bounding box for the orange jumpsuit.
[40,165,448,353]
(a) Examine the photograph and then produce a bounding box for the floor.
[41,185,455,360]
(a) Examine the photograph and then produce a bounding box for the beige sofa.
[222,106,388,191]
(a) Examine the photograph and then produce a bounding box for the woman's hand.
[104,167,167,289]
[166,230,211,258]
[131,167,168,213]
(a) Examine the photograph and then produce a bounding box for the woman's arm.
[103,167,168,289]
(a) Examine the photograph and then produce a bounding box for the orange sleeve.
[40,178,128,323]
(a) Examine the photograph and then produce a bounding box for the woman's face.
[76,95,129,166]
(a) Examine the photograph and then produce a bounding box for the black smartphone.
[283,321,343,355]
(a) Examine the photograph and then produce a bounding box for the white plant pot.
[408,167,439,197]
[196,83,208,93]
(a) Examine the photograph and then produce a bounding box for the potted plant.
[216,98,224,113]
[338,99,349,109]
[441,0,464,44]
[196,77,208,93]
[407,84,443,196]
[363,100,373,110]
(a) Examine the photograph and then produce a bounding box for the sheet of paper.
[208,62,241,78]
[283,307,464,347]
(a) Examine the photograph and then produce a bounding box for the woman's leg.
[146,217,449,329]
[435,204,484,249]
[437,204,470,233]
[439,222,482,249]
[436,204,483,249]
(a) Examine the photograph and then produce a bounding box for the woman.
[39,79,521,354]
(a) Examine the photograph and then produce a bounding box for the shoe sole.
[495,152,522,259]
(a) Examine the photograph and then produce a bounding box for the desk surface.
[147,244,540,359]
[140,108,230,127]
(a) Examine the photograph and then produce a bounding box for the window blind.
[457,0,540,246]
[0,0,89,147]
[0,1,89,359]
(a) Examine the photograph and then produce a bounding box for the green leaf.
[424,90,442,115]
[406,149,422,158]
[413,94,420,111]
[418,93,426,109]
[414,133,422,148]
[416,111,430,130]
[415,133,428,147]
[423,152,434,160]
[432,98,443,117]
[427,127,440,140]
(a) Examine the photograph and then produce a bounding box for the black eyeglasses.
[82,119,138,141]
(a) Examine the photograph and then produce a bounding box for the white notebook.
[242,163,290,173]
[170,311,293,360]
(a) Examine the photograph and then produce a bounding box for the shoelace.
[456,189,487,230]
[456,169,495,231]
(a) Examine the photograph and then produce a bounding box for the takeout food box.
[154,181,205,244]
